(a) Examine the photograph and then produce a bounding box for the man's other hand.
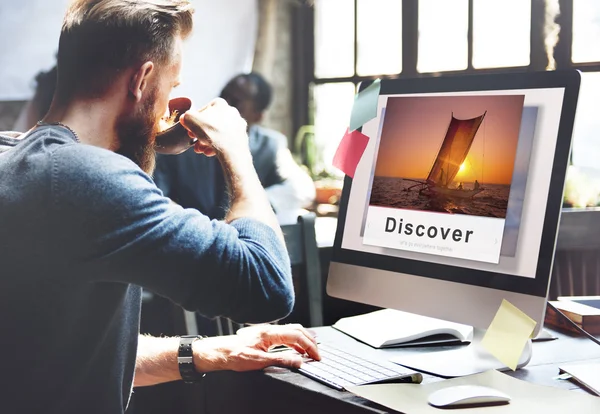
[179,98,249,158]
[193,324,321,373]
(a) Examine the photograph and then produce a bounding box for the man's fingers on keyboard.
[276,331,320,361]
[286,343,310,357]
[266,351,303,369]
[286,324,318,344]
[294,333,321,361]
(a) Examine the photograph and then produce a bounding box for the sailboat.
[406,111,487,199]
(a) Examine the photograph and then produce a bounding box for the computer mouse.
[428,385,511,408]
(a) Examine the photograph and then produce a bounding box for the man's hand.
[179,98,283,239]
[193,324,321,372]
[180,98,249,158]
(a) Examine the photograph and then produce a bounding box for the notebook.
[332,309,473,349]
[560,362,600,396]
[550,299,600,334]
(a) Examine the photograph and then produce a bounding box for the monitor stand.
[390,328,532,378]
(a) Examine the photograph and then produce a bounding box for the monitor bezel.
[331,70,581,298]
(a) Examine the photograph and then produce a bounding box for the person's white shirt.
[249,125,316,224]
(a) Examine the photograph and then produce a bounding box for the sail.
[426,112,486,187]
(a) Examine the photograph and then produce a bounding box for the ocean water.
[369,176,510,218]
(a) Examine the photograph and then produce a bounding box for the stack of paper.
[551,297,600,334]
[560,362,600,396]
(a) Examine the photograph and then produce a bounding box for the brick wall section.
[253,0,293,145]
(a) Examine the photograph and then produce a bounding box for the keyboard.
[298,343,423,391]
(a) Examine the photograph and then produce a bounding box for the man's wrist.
[217,147,254,175]
[192,336,228,373]
[178,335,207,383]
[218,151,262,196]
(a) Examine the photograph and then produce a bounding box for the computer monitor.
[327,70,580,375]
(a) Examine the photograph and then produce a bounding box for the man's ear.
[129,62,154,102]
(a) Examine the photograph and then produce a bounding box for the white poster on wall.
[0,0,69,101]
[0,0,257,104]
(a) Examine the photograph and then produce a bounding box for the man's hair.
[56,0,194,100]
[221,72,273,112]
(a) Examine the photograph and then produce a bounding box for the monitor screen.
[331,71,580,302]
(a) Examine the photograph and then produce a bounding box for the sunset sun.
[459,162,466,172]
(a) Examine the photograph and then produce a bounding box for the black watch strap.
[178,335,206,384]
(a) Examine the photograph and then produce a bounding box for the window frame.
[291,0,599,163]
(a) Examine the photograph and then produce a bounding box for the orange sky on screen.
[374,95,524,185]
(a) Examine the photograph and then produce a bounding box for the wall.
[253,0,294,142]
[0,0,67,101]
[0,0,257,127]
[179,0,257,106]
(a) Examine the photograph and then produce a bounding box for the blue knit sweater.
[0,125,293,413]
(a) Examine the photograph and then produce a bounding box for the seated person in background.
[474,179,481,190]
[12,64,57,132]
[0,1,318,413]
[154,72,315,224]
[457,182,463,190]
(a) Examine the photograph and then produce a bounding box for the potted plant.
[294,125,343,206]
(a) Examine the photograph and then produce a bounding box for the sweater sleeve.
[50,145,294,323]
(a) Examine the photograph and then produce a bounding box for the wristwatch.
[178,335,207,383]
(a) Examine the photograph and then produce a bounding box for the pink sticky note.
[332,129,370,178]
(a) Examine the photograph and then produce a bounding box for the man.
[0,1,319,413]
[154,72,315,224]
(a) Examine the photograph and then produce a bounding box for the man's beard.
[115,88,159,175]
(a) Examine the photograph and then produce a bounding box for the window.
[311,0,403,173]
[569,0,600,170]
[302,0,600,176]
[357,0,403,76]
[418,0,468,73]
[472,0,530,69]
[572,0,600,63]
[314,0,354,78]
[571,73,600,169]
[311,82,356,171]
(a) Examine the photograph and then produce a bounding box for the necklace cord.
[36,121,80,143]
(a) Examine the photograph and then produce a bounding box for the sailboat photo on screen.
[367,95,524,219]
[405,112,487,200]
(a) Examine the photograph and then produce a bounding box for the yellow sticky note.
[480,299,537,370]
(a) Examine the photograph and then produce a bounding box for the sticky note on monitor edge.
[349,79,381,132]
[480,299,537,370]
[332,129,370,179]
